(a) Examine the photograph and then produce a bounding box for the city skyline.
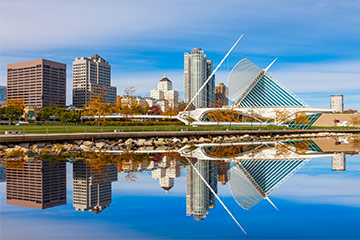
[0,1,359,110]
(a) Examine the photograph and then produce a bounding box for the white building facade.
[72,54,117,108]
[330,95,344,112]
[150,74,179,110]
[184,48,215,108]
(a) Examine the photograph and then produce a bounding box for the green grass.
[0,124,358,135]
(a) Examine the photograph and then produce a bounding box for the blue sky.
[0,0,359,109]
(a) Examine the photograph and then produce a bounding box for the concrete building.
[332,153,346,171]
[0,86,6,106]
[72,54,116,108]
[184,48,215,108]
[6,59,66,108]
[73,160,117,214]
[150,74,179,109]
[215,83,228,107]
[330,95,344,112]
[6,160,66,209]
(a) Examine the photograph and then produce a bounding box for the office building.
[214,83,228,107]
[150,74,179,109]
[330,95,344,112]
[332,153,346,171]
[72,54,116,108]
[7,59,66,108]
[6,160,66,209]
[184,48,215,108]
[0,86,6,106]
[73,160,117,214]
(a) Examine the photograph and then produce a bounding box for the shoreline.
[1,131,359,158]
[1,128,360,144]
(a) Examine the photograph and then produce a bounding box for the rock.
[80,145,91,152]
[136,139,147,147]
[19,143,30,149]
[172,138,181,144]
[154,138,166,146]
[74,140,83,146]
[83,141,93,147]
[198,137,206,143]
[95,142,106,149]
[181,137,189,144]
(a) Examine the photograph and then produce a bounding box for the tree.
[60,111,79,123]
[124,86,136,97]
[4,99,25,124]
[274,109,292,125]
[37,106,57,122]
[84,92,111,127]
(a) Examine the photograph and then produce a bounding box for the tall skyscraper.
[186,160,217,221]
[330,95,344,112]
[6,160,66,209]
[7,59,66,108]
[215,83,228,107]
[72,160,117,214]
[184,48,215,108]
[72,54,117,108]
[0,86,6,106]
[150,74,179,110]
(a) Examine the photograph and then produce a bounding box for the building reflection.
[72,160,117,214]
[186,160,218,221]
[6,159,66,209]
[332,153,346,171]
[149,155,181,194]
[0,162,6,182]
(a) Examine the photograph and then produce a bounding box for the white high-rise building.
[184,48,215,108]
[150,74,179,110]
[72,54,117,108]
[332,153,346,171]
[330,95,344,112]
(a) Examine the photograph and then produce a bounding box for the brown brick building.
[215,83,228,107]
[6,160,66,209]
[7,59,66,108]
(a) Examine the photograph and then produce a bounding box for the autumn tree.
[4,99,25,124]
[274,109,292,125]
[84,92,111,127]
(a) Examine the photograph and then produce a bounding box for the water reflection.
[1,137,359,234]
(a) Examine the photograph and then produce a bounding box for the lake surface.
[1,137,360,240]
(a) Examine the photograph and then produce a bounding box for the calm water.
[1,137,360,240]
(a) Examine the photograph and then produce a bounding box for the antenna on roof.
[264,57,278,72]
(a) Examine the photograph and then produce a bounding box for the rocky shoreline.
[1,132,359,157]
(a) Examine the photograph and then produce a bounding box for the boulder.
[95,142,107,149]
[83,141,93,147]
[80,145,91,152]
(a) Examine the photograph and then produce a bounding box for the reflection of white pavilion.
[180,140,338,210]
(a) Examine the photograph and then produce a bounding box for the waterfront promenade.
[1,128,360,143]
